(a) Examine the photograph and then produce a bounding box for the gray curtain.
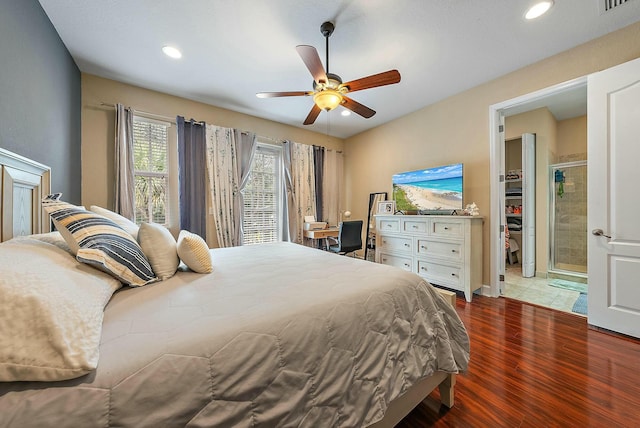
[234,130,257,245]
[177,116,207,238]
[313,146,324,222]
[282,140,295,242]
[114,104,135,220]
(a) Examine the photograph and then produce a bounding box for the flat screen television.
[392,163,463,213]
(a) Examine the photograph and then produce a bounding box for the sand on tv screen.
[392,163,463,212]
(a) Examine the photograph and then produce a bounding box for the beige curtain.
[322,149,343,226]
[205,125,238,248]
[114,104,135,220]
[289,142,316,244]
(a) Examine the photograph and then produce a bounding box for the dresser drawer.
[402,218,428,234]
[378,218,401,232]
[431,220,464,238]
[417,260,462,290]
[379,253,412,272]
[378,235,412,253]
[416,238,463,262]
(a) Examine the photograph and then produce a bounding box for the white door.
[588,57,640,338]
[521,133,536,278]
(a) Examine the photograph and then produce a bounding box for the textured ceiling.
[39,0,640,138]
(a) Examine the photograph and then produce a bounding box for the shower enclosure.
[549,161,587,277]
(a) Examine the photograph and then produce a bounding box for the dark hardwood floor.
[397,295,640,427]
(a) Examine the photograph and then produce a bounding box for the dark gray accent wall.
[0,0,81,204]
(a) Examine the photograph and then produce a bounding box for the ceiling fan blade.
[341,69,401,93]
[303,104,322,125]
[342,96,376,118]
[256,91,312,98]
[296,45,328,85]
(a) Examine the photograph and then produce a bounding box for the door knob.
[592,229,611,239]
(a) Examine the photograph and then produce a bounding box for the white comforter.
[0,241,469,427]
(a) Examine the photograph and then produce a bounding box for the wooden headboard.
[0,148,51,242]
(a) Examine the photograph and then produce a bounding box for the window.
[132,116,170,225]
[242,143,283,245]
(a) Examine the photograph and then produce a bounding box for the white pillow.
[177,230,213,274]
[137,222,179,280]
[0,236,121,381]
[90,205,140,239]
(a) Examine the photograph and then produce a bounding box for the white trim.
[0,148,50,176]
[488,76,587,298]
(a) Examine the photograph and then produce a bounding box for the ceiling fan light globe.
[314,90,343,111]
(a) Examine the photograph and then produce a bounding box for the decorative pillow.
[137,222,179,280]
[0,236,121,381]
[177,230,213,273]
[90,205,140,239]
[42,194,157,287]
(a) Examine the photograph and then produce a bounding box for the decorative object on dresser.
[376,214,483,301]
[377,200,396,214]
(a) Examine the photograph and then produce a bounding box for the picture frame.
[377,200,396,214]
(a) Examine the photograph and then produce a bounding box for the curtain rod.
[97,102,176,123]
[259,135,342,153]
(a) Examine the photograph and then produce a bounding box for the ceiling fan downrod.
[320,21,335,74]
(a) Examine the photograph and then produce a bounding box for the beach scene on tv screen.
[393,163,463,211]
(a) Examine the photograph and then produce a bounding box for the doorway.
[489,77,588,314]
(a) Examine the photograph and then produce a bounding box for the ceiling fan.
[256,21,401,125]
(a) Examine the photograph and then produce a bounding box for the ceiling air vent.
[600,0,632,13]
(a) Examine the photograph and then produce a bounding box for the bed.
[0,149,470,427]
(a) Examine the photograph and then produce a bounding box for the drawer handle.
[382,258,387,262]
[451,249,457,253]
[421,266,427,271]
[404,263,410,267]
[451,273,457,277]
[382,240,387,244]
[444,227,449,230]
[412,225,418,229]
[421,245,427,250]
[386,224,392,228]
[404,243,410,247]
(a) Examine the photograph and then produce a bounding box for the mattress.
[0,241,469,427]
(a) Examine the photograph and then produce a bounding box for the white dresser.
[375,215,483,301]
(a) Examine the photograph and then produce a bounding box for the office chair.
[328,220,363,257]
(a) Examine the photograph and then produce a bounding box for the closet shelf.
[506,214,522,218]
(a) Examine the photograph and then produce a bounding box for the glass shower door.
[549,161,588,276]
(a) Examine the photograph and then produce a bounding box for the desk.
[304,227,339,250]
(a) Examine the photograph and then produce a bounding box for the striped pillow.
[177,230,213,273]
[42,194,157,286]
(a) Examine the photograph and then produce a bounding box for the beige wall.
[557,115,587,162]
[344,21,640,286]
[81,74,344,243]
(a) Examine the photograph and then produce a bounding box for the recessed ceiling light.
[525,1,554,20]
[162,45,182,59]
[341,110,351,117]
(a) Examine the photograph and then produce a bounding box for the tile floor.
[502,264,584,315]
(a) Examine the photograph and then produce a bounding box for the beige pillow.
[138,223,179,280]
[90,206,139,239]
[177,230,213,274]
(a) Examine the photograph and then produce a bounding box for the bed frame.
[0,147,457,425]
[0,148,51,242]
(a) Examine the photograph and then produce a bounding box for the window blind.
[242,144,282,245]
[132,118,169,225]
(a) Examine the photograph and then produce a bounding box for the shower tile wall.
[553,165,587,272]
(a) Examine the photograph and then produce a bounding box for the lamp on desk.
[340,210,351,223]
